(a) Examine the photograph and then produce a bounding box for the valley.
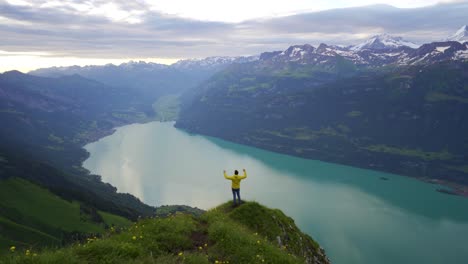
[1,20,468,263]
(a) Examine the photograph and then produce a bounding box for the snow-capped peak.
[119,60,166,70]
[278,44,314,60]
[351,34,419,51]
[446,25,468,43]
[172,56,258,70]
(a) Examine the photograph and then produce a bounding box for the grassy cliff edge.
[2,201,330,264]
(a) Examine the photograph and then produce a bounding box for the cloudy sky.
[0,0,467,72]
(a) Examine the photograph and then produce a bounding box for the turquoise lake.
[83,121,468,264]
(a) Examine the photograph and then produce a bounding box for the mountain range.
[18,25,468,191]
[24,25,468,193]
[257,25,468,68]
[175,26,468,193]
[1,25,468,251]
[30,26,468,80]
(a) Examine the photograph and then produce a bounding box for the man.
[223,169,247,206]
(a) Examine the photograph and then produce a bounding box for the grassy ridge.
[2,202,329,264]
[0,72,156,221]
[0,217,59,249]
[0,178,132,252]
[0,178,103,233]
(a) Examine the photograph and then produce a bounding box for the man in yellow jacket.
[224,169,247,205]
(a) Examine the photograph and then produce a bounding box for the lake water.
[83,121,468,264]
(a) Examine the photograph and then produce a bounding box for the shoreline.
[82,119,468,199]
[175,123,468,198]
[77,118,158,170]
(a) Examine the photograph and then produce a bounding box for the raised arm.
[224,170,233,180]
[240,169,247,179]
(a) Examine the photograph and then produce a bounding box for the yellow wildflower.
[25,250,30,256]
[256,240,260,244]
[140,235,143,239]
[132,236,137,240]
[215,261,219,264]
[10,246,15,252]
[204,243,208,247]
[178,252,183,256]
[198,246,203,250]
[33,253,38,257]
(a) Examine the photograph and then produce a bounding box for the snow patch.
[454,50,468,60]
[351,34,419,51]
[290,47,303,57]
[435,46,451,53]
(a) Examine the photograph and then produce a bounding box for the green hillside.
[0,178,131,252]
[0,71,156,221]
[2,202,330,264]
[177,61,468,189]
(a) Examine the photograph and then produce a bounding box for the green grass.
[286,127,319,140]
[48,134,64,144]
[447,165,468,174]
[385,75,412,82]
[0,217,60,249]
[0,178,133,252]
[3,201,329,264]
[45,145,64,151]
[365,145,456,161]
[155,205,204,218]
[258,126,346,141]
[228,82,271,93]
[240,77,256,83]
[259,128,318,141]
[346,110,362,117]
[273,65,332,79]
[0,178,103,233]
[336,124,351,133]
[152,95,180,121]
[425,92,468,104]
[0,109,24,115]
[275,70,312,79]
[98,212,132,228]
[211,202,321,255]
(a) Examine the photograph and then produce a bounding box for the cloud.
[245,3,468,45]
[0,0,468,71]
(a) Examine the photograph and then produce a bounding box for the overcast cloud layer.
[0,0,467,71]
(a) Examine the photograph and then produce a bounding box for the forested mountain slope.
[177,53,468,190]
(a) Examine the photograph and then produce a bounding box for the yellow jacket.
[224,170,247,189]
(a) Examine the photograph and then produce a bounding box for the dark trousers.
[232,188,241,205]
